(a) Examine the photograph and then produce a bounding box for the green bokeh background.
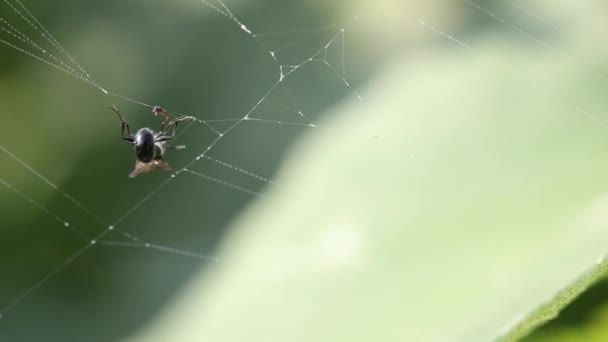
[1,0,608,341]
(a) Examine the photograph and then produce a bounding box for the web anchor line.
[417,19,608,130]
[462,0,608,82]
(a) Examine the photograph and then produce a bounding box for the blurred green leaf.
[132,25,608,342]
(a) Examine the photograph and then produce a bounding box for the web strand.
[200,155,279,185]
[98,241,219,261]
[417,19,608,129]
[0,142,220,257]
[183,169,262,197]
[503,0,560,33]
[0,176,90,241]
[0,17,85,78]
[463,0,551,49]
[9,0,99,86]
[462,0,608,82]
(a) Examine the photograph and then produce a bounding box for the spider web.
[0,0,361,340]
[2,0,602,340]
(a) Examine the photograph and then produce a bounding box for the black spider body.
[107,105,197,177]
[134,128,158,163]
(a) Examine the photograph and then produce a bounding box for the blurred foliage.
[133,1,608,338]
[2,0,608,341]
[526,280,608,341]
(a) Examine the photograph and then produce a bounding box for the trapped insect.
[108,105,198,178]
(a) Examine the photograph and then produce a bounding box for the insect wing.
[128,159,172,178]
[129,161,153,178]
[152,159,171,171]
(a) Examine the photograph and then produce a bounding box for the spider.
[107,105,198,178]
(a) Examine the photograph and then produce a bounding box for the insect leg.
[164,116,200,137]
[107,105,134,142]
[153,106,172,132]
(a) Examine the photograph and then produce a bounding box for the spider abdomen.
[108,105,196,177]
[134,128,156,163]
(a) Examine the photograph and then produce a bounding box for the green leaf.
[133,33,608,342]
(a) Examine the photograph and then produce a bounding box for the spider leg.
[153,116,199,144]
[153,106,200,133]
[107,105,134,143]
[165,116,200,135]
[121,123,134,143]
[154,134,173,143]
[152,106,173,132]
